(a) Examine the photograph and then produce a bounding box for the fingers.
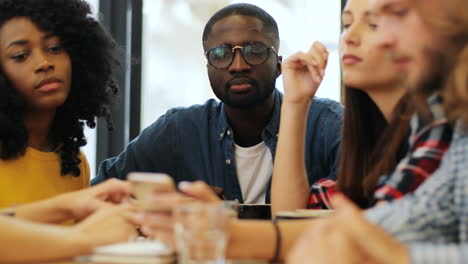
[76,204,136,236]
[76,199,112,220]
[293,218,373,264]
[91,204,140,225]
[140,211,174,233]
[138,212,177,250]
[73,203,141,248]
[330,193,372,237]
[312,42,329,63]
[287,219,333,264]
[178,181,221,203]
[144,192,192,211]
[92,179,133,203]
[284,52,321,83]
[330,193,360,213]
[153,231,177,250]
[209,186,225,199]
[307,42,328,77]
[329,194,408,264]
[283,42,329,83]
[119,205,144,227]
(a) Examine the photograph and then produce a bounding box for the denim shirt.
[92,89,343,203]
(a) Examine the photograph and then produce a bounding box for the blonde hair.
[417,0,468,126]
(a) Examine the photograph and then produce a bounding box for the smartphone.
[127,172,176,210]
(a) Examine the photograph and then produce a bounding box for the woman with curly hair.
[0,0,118,207]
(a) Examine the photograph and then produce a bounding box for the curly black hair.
[0,0,119,176]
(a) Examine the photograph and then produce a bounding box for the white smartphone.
[127,172,176,209]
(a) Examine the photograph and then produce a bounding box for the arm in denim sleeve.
[323,101,342,181]
[303,100,342,209]
[91,110,178,185]
[409,244,467,264]
[305,99,343,181]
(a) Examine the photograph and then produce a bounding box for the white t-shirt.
[234,141,273,204]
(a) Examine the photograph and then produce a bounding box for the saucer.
[76,240,175,264]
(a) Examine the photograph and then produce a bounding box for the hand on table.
[61,178,133,221]
[287,194,410,264]
[14,179,133,224]
[69,204,142,250]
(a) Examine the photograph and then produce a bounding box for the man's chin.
[225,91,271,108]
[224,98,260,108]
[415,74,444,95]
[411,49,448,94]
[403,65,445,95]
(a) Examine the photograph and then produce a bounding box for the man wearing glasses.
[93,3,343,205]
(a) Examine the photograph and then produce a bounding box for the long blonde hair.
[417,0,468,126]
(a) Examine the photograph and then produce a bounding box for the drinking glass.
[174,202,237,264]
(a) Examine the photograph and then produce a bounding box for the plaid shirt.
[366,122,468,263]
[409,244,468,264]
[307,94,452,209]
[374,94,453,201]
[307,178,337,209]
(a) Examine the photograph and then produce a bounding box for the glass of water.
[174,201,237,264]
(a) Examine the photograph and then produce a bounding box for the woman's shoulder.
[77,150,90,185]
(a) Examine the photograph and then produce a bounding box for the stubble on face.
[204,15,279,109]
[371,0,451,93]
[412,46,449,94]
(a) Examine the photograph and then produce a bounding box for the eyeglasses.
[204,42,277,69]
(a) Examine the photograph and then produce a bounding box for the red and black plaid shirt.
[307,94,453,209]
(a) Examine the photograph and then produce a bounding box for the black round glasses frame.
[204,42,278,69]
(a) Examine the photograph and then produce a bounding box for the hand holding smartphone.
[127,172,176,210]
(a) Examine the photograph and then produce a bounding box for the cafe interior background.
[83,0,342,179]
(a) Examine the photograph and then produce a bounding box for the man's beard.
[223,89,270,108]
[223,80,275,109]
[412,47,449,95]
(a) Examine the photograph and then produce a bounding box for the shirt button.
[220,132,224,138]
[225,159,231,165]
[227,130,231,136]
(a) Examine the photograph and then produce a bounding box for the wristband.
[271,219,281,263]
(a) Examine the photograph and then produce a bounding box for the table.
[45,260,269,264]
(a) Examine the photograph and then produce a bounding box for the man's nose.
[228,50,251,73]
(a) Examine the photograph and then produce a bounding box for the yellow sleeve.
[79,151,90,188]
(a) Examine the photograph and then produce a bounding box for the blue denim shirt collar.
[217,89,282,142]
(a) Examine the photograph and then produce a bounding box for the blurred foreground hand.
[287,193,410,264]
[138,181,221,249]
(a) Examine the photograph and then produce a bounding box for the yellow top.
[0,147,90,208]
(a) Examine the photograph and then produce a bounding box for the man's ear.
[276,55,283,77]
